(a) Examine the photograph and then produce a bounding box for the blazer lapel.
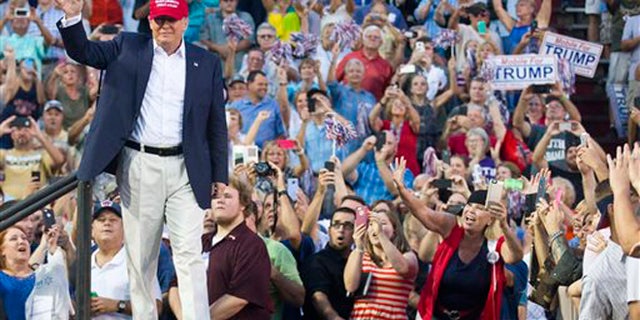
[184,44,198,118]
[135,40,154,112]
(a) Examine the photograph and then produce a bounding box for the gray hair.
[467,127,490,151]
[257,22,276,34]
[363,25,382,38]
[345,59,364,72]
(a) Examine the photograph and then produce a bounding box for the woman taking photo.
[0,224,71,319]
[344,202,418,319]
[369,86,421,176]
[392,160,523,320]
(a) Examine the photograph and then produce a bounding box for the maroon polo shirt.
[203,222,272,319]
[335,49,394,100]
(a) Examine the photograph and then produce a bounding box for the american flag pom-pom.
[433,29,459,49]
[330,21,362,49]
[222,14,253,42]
[266,40,293,65]
[557,57,575,95]
[478,58,496,82]
[290,32,319,59]
[324,115,358,147]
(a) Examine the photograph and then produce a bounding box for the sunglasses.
[153,16,178,27]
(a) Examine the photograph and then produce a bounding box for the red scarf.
[417,225,506,320]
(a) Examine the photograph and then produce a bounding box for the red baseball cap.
[149,0,189,21]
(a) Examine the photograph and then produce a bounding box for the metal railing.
[0,173,93,320]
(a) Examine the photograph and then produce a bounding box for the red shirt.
[336,50,394,101]
[90,0,123,28]
[203,223,272,319]
[382,120,420,176]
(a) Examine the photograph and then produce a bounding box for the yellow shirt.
[0,148,53,200]
[268,9,301,42]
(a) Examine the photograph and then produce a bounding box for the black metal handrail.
[0,173,93,320]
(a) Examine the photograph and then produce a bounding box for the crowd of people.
[0,0,639,319]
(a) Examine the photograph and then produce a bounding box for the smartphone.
[31,171,41,182]
[225,110,232,126]
[375,132,386,151]
[530,20,538,31]
[403,30,418,39]
[399,64,417,75]
[441,149,451,164]
[307,96,316,113]
[580,133,589,147]
[100,24,119,35]
[287,178,299,202]
[232,146,245,165]
[504,178,524,191]
[415,42,425,52]
[559,122,572,132]
[477,21,487,35]
[324,161,335,172]
[445,204,465,216]
[276,139,297,150]
[537,176,547,202]
[532,85,552,94]
[485,179,504,206]
[43,208,56,231]
[432,179,452,190]
[245,145,259,164]
[355,206,370,228]
[14,8,28,17]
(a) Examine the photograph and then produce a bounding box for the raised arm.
[276,66,290,127]
[68,104,94,145]
[433,59,457,109]
[344,224,366,293]
[273,164,302,249]
[536,0,552,29]
[3,46,19,104]
[368,101,385,133]
[609,145,640,254]
[392,161,456,237]
[512,86,533,138]
[244,111,270,146]
[492,0,515,31]
[341,135,374,176]
[373,211,419,279]
[46,64,64,100]
[301,169,332,235]
[531,123,557,169]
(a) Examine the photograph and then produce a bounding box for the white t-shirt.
[91,247,161,320]
[622,15,640,81]
[25,249,73,320]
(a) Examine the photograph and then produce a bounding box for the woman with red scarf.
[392,162,524,320]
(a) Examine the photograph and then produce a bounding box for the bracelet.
[549,231,564,245]
[277,190,288,197]
[279,82,287,86]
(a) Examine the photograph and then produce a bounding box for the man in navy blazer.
[55,0,228,318]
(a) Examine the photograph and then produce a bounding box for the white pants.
[117,147,208,320]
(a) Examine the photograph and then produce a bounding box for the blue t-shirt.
[0,271,36,319]
[502,261,529,319]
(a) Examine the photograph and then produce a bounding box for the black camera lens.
[255,162,274,177]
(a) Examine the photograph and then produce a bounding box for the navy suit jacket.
[57,20,228,209]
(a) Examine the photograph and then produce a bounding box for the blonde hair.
[365,201,411,267]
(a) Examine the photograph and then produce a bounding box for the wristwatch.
[117,300,126,313]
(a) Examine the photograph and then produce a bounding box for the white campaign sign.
[540,31,603,78]
[487,54,558,90]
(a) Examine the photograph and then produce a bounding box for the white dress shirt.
[61,15,186,147]
[131,41,186,147]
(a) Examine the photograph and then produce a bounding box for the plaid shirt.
[352,160,414,205]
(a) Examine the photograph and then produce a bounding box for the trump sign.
[540,31,603,78]
[485,54,557,90]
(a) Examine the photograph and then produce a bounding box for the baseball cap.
[227,75,245,86]
[10,116,31,128]
[468,190,488,206]
[149,0,189,21]
[44,100,63,112]
[93,200,122,220]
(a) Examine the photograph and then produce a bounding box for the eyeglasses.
[258,34,275,39]
[153,17,178,28]
[331,221,354,230]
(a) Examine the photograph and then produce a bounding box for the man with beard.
[204,176,272,319]
[301,207,357,320]
[0,115,64,199]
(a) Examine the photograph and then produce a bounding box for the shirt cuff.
[60,14,82,28]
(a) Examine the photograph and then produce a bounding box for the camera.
[255,162,275,177]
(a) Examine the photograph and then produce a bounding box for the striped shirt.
[350,254,413,320]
